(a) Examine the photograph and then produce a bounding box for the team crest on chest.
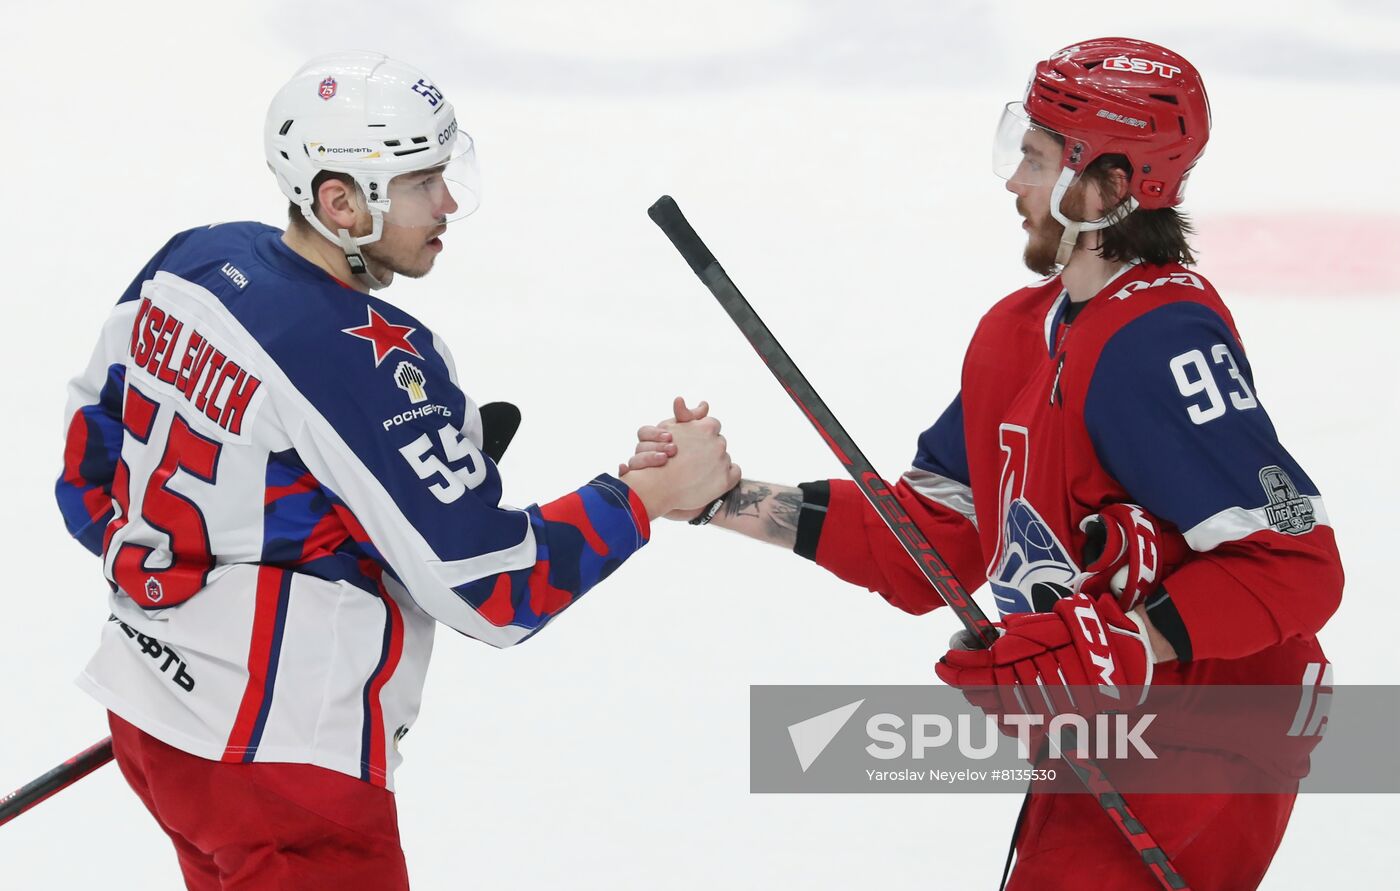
[986,424,1079,615]
[342,308,424,367]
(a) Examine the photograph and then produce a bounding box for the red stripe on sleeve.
[627,487,651,542]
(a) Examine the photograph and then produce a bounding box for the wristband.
[690,493,728,526]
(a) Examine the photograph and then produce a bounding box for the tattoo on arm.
[765,490,803,541]
[715,480,803,547]
[722,482,771,520]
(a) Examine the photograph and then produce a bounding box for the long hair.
[1084,154,1198,266]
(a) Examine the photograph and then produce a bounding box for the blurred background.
[2,1,1396,887]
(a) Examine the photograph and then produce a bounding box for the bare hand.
[618,397,707,477]
[617,399,739,520]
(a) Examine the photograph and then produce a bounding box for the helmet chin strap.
[335,225,393,291]
[300,205,394,291]
[1047,166,1139,268]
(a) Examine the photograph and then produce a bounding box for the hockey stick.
[2,402,526,830]
[0,738,113,828]
[647,195,1190,891]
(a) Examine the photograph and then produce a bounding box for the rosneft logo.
[395,361,428,404]
[309,144,380,158]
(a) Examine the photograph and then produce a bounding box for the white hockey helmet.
[264,51,480,288]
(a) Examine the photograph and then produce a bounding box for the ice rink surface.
[2,1,1396,887]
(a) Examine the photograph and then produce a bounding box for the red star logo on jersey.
[341,308,424,367]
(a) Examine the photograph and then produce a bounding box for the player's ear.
[1108,166,1130,205]
[317,178,364,234]
[1084,166,1130,221]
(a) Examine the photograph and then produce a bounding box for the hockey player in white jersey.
[55,51,738,889]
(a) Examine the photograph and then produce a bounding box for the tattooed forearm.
[722,482,771,520]
[765,489,803,542]
[710,480,803,548]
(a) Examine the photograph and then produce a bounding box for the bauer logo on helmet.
[1096,109,1148,129]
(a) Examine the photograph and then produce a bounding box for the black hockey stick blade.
[646,195,1191,891]
[479,401,522,464]
[0,737,113,829]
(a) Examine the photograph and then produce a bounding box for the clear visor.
[992,102,1066,188]
[379,133,482,230]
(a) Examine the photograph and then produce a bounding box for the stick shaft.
[0,737,113,828]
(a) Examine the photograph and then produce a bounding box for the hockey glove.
[936,588,1155,720]
[1076,503,1163,612]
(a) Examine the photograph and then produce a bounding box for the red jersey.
[797,262,1342,687]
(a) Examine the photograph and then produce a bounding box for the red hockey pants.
[108,712,410,890]
[1006,786,1297,890]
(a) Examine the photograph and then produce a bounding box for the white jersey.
[58,222,650,788]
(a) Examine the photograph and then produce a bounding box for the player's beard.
[363,225,444,280]
[1019,187,1089,277]
[1021,209,1061,277]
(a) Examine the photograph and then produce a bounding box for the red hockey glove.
[1076,503,1163,611]
[935,589,1155,718]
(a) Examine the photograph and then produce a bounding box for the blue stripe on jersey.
[244,569,293,762]
[56,363,126,554]
[1084,301,1320,533]
[913,393,971,485]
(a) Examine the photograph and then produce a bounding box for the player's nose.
[440,189,459,217]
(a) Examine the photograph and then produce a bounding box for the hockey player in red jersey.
[56,52,739,889]
[626,38,1343,889]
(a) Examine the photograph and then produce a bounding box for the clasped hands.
[617,397,738,521]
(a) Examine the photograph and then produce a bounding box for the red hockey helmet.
[1013,38,1212,209]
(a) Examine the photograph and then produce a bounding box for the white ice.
[1,1,1396,888]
